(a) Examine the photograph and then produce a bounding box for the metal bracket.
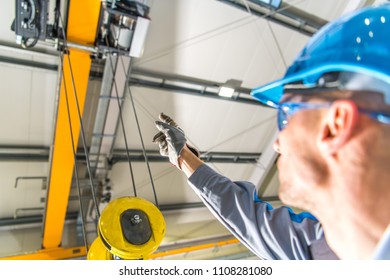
[14,176,47,190]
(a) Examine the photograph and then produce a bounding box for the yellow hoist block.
[88,196,165,260]
[87,237,113,260]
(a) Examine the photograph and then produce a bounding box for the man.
[153,4,390,259]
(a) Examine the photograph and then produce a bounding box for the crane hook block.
[95,196,165,260]
[87,237,114,260]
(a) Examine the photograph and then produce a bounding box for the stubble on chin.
[278,178,314,212]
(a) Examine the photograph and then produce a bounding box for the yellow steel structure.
[67,0,101,45]
[42,0,101,250]
[43,51,90,249]
[149,239,240,259]
[0,238,241,260]
[0,246,87,260]
[98,196,166,260]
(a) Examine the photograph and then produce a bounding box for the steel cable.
[104,35,138,197]
[58,12,101,220]
[58,52,89,253]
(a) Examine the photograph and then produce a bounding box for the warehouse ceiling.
[0,0,386,260]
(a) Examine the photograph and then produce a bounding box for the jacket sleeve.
[188,164,325,260]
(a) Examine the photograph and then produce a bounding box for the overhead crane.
[5,0,165,260]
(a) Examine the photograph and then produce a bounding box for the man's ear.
[318,100,359,155]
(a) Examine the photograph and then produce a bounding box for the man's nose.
[273,138,281,154]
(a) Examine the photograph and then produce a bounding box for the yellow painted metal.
[67,0,101,45]
[98,196,166,260]
[87,238,113,260]
[0,239,241,260]
[149,239,240,259]
[0,247,86,260]
[42,0,101,249]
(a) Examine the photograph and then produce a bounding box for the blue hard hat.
[251,4,390,108]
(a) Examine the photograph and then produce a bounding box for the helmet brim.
[250,63,390,108]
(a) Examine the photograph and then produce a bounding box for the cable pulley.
[88,196,165,260]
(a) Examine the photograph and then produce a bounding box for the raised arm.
[153,113,336,260]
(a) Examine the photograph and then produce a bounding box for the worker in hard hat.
[153,4,390,260]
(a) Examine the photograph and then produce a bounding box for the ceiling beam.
[0,146,261,164]
[0,212,79,227]
[217,0,328,36]
[0,50,264,107]
[0,55,58,71]
[129,68,265,107]
[0,40,58,57]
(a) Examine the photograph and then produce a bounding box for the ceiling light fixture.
[218,86,235,98]
[251,0,282,9]
[218,79,243,98]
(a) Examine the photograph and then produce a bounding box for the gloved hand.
[153,113,199,169]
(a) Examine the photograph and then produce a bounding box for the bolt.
[131,214,142,225]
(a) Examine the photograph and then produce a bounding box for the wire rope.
[103,36,138,197]
[119,56,159,208]
[58,11,101,218]
[107,21,159,206]
[102,23,159,206]
[58,52,89,253]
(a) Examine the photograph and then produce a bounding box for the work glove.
[153,113,199,168]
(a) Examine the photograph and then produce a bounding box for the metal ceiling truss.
[0,52,263,106]
[0,54,58,71]
[217,0,328,36]
[129,68,264,106]
[0,145,262,164]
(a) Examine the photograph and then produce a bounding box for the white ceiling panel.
[0,162,48,218]
[0,0,17,42]
[110,162,201,204]
[0,64,57,145]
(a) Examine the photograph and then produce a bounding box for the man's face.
[273,95,329,210]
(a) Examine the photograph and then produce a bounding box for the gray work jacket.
[188,164,338,260]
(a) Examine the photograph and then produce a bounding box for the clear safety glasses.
[277,102,329,131]
[277,102,390,131]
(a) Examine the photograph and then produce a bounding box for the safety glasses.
[277,102,390,131]
[277,102,330,131]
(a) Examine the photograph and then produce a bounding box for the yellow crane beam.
[149,239,241,259]
[42,0,101,249]
[0,247,86,260]
[0,239,241,260]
